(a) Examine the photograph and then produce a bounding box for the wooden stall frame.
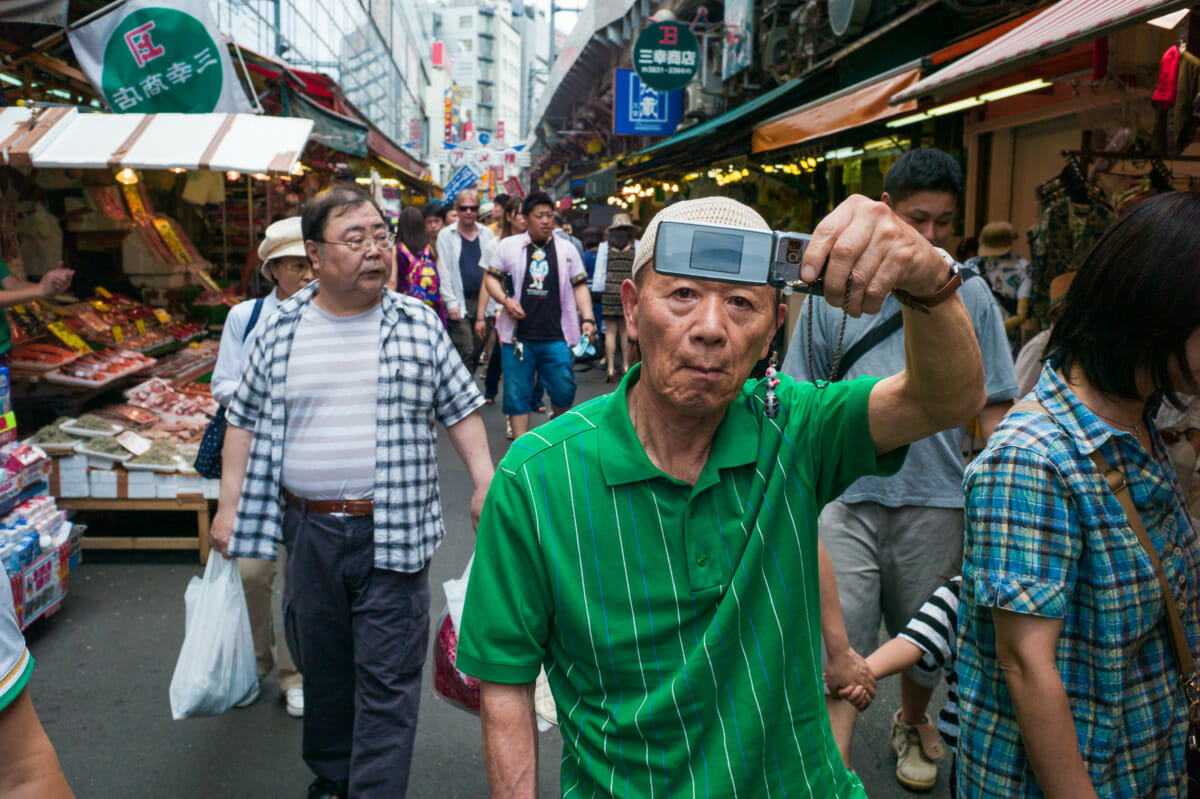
[58,493,212,564]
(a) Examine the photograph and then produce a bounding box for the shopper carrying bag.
[193,296,264,478]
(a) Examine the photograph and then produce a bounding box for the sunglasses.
[457,205,479,212]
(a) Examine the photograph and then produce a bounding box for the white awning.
[893,0,1194,104]
[0,106,312,174]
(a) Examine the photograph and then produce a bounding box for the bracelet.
[581,318,595,324]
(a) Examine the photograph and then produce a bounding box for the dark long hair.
[1046,191,1200,405]
[397,207,427,259]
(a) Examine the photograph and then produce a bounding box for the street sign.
[613,69,681,136]
[633,21,700,92]
[443,161,485,205]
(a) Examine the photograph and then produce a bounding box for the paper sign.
[112,325,124,343]
[115,430,152,456]
[46,322,91,354]
[153,309,172,324]
[193,268,222,293]
[94,286,113,298]
[135,319,147,335]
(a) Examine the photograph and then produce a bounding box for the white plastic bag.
[168,555,257,720]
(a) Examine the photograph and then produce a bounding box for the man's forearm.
[573,283,593,320]
[0,285,46,310]
[900,297,986,432]
[217,425,253,514]
[977,400,1013,441]
[483,273,507,305]
[446,411,494,490]
[818,541,852,656]
[481,681,539,799]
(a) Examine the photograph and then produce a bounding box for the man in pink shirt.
[483,192,596,440]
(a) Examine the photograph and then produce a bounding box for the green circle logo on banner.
[632,22,700,92]
[101,8,223,113]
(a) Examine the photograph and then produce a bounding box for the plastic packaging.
[168,555,257,719]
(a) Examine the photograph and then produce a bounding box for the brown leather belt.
[283,489,373,517]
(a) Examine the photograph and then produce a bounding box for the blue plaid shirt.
[958,364,1198,797]
[225,282,483,573]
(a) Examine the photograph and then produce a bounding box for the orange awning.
[752,66,921,154]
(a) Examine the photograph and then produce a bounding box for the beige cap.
[257,217,307,279]
[632,196,770,277]
[608,212,634,231]
[978,220,1017,257]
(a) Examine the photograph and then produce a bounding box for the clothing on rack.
[1029,182,1113,329]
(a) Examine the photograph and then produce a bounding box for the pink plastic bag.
[433,607,480,713]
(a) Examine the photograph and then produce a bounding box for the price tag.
[115,431,152,456]
[135,319,147,335]
[11,305,24,314]
[153,309,172,325]
[90,300,111,313]
[94,286,113,299]
[112,325,124,343]
[46,322,91,354]
[194,269,223,293]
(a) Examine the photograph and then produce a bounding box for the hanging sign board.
[633,21,700,92]
[613,69,682,136]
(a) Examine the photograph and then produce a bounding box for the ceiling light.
[977,78,1051,102]
[226,171,241,181]
[928,97,985,116]
[886,112,929,128]
[115,168,138,185]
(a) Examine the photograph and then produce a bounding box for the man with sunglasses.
[210,185,495,799]
[437,189,497,372]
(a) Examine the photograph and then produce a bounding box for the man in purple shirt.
[483,192,596,440]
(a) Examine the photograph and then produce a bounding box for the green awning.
[621,75,812,167]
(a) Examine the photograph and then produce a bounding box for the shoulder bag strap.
[1010,399,1199,693]
[831,271,979,382]
[243,297,265,343]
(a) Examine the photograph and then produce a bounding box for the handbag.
[1012,400,1200,792]
[193,297,264,479]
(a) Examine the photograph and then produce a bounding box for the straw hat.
[977,221,1018,257]
[632,197,769,277]
[257,217,307,279]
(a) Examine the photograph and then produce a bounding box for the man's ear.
[759,302,788,361]
[304,241,321,273]
[880,191,893,210]
[621,275,641,341]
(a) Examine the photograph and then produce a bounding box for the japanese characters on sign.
[632,21,701,92]
[613,69,682,136]
[68,0,254,115]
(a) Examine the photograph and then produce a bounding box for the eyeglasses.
[457,205,479,212]
[315,233,396,253]
[278,261,315,274]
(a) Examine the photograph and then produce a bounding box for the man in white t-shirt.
[211,185,495,799]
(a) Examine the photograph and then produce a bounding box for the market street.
[25,363,950,798]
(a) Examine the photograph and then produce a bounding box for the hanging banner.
[443,162,486,205]
[613,69,682,136]
[504,177,525,199]
[68,0,255,114]
[722,0,753,79]
[281,84,367,156]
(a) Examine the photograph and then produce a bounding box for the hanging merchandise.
[181,171,225,205]
[16,205,62,277]
[1028,156,1113,329]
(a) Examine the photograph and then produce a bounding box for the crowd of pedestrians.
[25,147,1181,799]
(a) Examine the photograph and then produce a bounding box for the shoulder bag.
[193,297,265,479]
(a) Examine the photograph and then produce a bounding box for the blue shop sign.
[613,69,682,136]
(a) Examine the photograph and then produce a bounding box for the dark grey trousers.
[281,504,431,798]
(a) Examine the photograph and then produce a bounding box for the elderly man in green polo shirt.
[457,195,986,798]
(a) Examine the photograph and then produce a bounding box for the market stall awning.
[752,64,921,154]
[892,0,1194,104]
[0,106,312,174]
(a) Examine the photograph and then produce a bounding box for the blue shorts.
[501,340,575,416]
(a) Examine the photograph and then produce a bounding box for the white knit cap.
[632,197,771,277]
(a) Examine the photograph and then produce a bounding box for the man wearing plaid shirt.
[210,185,494,799]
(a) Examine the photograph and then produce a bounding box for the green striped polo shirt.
[458,365,905,798]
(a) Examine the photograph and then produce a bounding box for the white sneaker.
[285,687,304,718]
[234,679,261,708]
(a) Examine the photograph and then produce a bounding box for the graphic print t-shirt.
[517,237,562,341]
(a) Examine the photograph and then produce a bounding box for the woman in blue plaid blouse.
[958,191,1200,798]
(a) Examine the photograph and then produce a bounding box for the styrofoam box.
[155,475,178,499]
[202,478,220,500]
[89,470,117,499]
[58,455,88,482]
[126,472,157,499]
[58,479,89,499]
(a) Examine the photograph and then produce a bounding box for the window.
[459,15,473,28]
